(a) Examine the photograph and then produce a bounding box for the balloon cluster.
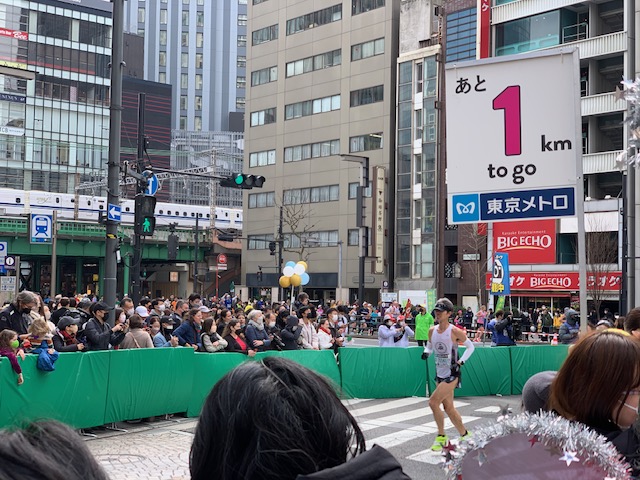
[279,261,309,288]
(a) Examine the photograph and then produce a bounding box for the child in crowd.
[22,318,54,353]
[0,329,25,385]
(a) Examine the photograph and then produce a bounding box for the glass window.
[159,72,166,83]
[250,107,277,126]
[249,149,277,167]
[195,74,203,90]
[350,133,383,152]
[248,192,276,208]
[348,229,359,246]
[195,54,203,69]
[350,85,383,107]
[195,96,202,110]
[238,34,247,47]
[238,14,248,26]
[237,56,246,68]
[197,12,205,27]
[180,116,187,129]
[352,0,384,15]
[251,66,278,86]
[181,33,189,47]
[160,9,167,24]
[159,52,167,67]
[182,11,189,26]
[237,76,246,89]
[348,182,372,198]
[252,24,278,45]
[180,95,188,110]
[181,53,189,67]
[495,10,560,57]
[196,32,203,48]
[194,116,202,131]
[138,8,145,22]
[286,4,342,35]
[181,74,188,89]
[351,38,384,61]
[160,31,167,45]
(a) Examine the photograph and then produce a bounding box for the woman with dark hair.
[120,314,154,349]
[280,315,302,350]
[190,357,409,480]
[216,308,233,334]
[222,319,256,356]
[624,308,640,339]
[173,308,203,349]
[200,317,228,353]
[549,329,640,475]
[0,421,109,480]
[153,315,179,348]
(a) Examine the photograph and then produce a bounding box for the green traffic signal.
[135,194,157,236]
[234,174,244,185]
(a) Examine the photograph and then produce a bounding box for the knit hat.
[522,370,556,414]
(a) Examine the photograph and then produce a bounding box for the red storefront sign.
[493,219,556,264]
[0,28,28,41]
[485,272,622,292]
[477,0,491,59]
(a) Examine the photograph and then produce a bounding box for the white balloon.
[283,266,294,277]
[293,263,306,275]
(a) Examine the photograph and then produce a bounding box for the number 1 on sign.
[492,85,521,156]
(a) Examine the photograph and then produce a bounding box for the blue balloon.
[285,261,296,268]
[301,272,310,285]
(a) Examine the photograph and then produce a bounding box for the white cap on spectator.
[135,306,149,318]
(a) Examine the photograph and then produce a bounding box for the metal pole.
[104,0,124,321]
[621,171,628,313]
[50,211,57,298]
[277,204,284,300]
[338,240,343,301]
[194,214,199,295]
[130,93,146,306]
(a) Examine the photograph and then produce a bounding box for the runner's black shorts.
[436,372,462,389]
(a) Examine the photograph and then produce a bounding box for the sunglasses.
[434,303,452,312]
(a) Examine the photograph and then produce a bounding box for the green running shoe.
[431,434,448,452]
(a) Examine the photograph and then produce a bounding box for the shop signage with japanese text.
[493,219,556,264]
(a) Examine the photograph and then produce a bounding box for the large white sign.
[446,47,581,224]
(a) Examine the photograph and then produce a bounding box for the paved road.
[84,394,522,479]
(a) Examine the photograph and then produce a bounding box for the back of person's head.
[549,330,640,429]
[68,297,77,308]
[28,318,49,337]
[0,420,109,480]
[78,299,92,311]
[286,315,298,328]
[128,314,144,329]
[495,309,504,319]
[190,357,365,480]
[624,308,640,334]
[59,297,70,307]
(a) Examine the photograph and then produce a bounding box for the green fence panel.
[426,347,512,397]
[339,347,427,399]
[255,350,342,389]
[0,351,110,429]
[104,348,195,423]
[510,345,569,394]
[186,353,247,417]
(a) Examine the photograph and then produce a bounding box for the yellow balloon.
[297,261,308,271]
[290,274,302,287]
[279,276,291,288]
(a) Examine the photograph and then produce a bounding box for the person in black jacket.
[280,315,302,350]
[52,316,85,352]
[84,302,126,351]
[0,291,37,338]
[190,356,409,480]
[50,297,70,326]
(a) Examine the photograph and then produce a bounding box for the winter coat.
[173,321,200,347]
[84,318,125,351]
[280,324,302,350]
[200,332,228,353]
[0,304,31,335]
[245,323,271,352]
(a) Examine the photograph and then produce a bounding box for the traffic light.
[219,174,266,189]
[135,194,156,236]
[167,233,179,260]
[269,241,276,256]
[257,268,263,282]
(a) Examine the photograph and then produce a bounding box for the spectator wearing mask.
[280,315,302,350]
[135,305,150,323]
[378,317,399,347]
[0,329,25,385]
[173,308,203,349]
[223,319,256,356]
[558,309,580,344]
[200,317,228,353]
[265,312,279,336]
[298,306,319,350]
[84,302,127,351]
[414,305,434,347]
[153,316,179,347]
[394,320,414,347]
[317,318,335,350]
[171,300,188,327]
[120,314,155,349]
[245,309,271,352]
[188,293,202,309]
[147,298,166,320]
[0,290,37,338]
[325,307,345,352]
[120,297,135,319]
[486,310,516,346]
[52,317,85,352]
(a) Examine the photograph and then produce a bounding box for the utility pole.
[277,204,284,301]
[130,93,146,306]
[50,211,57,297]
[194,214,199,295]
[104,0,124,321]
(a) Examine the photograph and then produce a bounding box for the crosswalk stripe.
[406,449,446,464]
[340,398,372,407]
[359,402,470,432]
[364,415,480,450]
[348,397,425,418]
[474,406,501,413]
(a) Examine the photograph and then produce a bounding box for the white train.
[0,188,243,230]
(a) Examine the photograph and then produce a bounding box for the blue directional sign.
[451,187,575,224]
[145,173,159,196]
[0,241,6,257]
[30,214,53,244]
[107,203,122,222]
[491,252,511,295]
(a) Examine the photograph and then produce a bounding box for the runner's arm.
[458,339,475,364]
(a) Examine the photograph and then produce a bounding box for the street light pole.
[341,155,369,305]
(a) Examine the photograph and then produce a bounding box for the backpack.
[495,318,510,334]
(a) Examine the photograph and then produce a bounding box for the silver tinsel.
[444,411,631,479]
[615,78,640,170]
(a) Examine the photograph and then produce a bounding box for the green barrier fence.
[0,345,570,429]
[339,347,427,399]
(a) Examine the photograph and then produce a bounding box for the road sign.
[144,173,159,196]
[1,276,16,292]
[445,47,580,224]
[107,203,122,222]
[3,255,16,269]
[0,241,6,257]
[217,253,228,271]
[491,252,510,295]
[30,214,53,243]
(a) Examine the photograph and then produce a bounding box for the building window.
[285,94,340,120]
[252,24,278,45]
[37,12,71,40]
[284,231,338,248]
[195,116,202,131]
[283,185,339,205]
[236,97,245,109]
[238,35,247,47]
[286,4,342,35]
[249,192,276,208]
[182,11,189,26]
[237,76,246,89]
[181,53,189,67]
[160,31,167,45]
[195,96,202,110]
[180,95,188,110]
[445,8,476,62]
[250,107,276,126]
[351,38,384,61]
[251,66,278,86]
[239,0,248,4]
[159,72,166,83]
[348,182,372,199]
[138,7,145,22]
[248,234,274,249]
[181,74,188,89]
[254,0,269,4]
[348,229,359,246]
[238,14,248,26]
[159,52,167,67]
[284,139,340,163]
[350,85,383,107]
[350,133,383,152]
[182,33,189,47]
[180,116,187,129]
[160,9,167,24]
[286,49,341,77]
[195,54,203,69]
[352,0,384,15]
[197,12,205,27]
[195,74,203,90]
[196,32,204,48]
[237,56,246,68]
[495,10,561,57]
[249,149,276,167]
